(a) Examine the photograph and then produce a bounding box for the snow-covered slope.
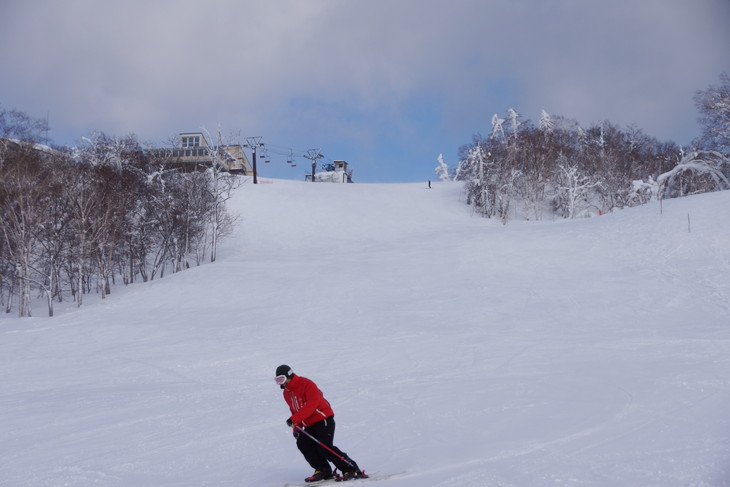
[1,180,729,487]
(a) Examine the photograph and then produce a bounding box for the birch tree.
[202,128,241,263]
[553,157,602,219]
[0,142,53,316]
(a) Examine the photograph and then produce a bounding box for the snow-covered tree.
[454,108,684,222]
[201,128,242,263]
[577,126,588,148]
[694,72,730,155]
[0,107,245,317]
[553,157,602,219]
[0,104,49,142]
[628,177,658,206]
[458,144,486,205]
[435,153,451,182]
[507,108,521,139]
[490,114,506,141]
[657,150,730,199]
[538,109,553,134]
[458,142,516,221]
[0,142,52,316]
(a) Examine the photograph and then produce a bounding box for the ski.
[284,472,403,487]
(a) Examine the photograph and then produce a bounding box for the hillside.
[1,180,729,487]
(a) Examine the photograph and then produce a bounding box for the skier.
[275,364,367,482]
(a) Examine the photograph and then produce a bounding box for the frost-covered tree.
[72,133,147,299]
[628,177,658,206]
[435,153,451,182]
[538,109,553,134]
[455,108,684,222]
[0,104,49,142]
[34,167,73,314]
[657,150,730,199]
[490,114,506,141]
[694,72,730,155]
[0,142,53,316]
[458,142,516,220]
[201,128,242,263]
[507,108,521,139]
[553,156,602,219]
[0,109,242,317]
[516,126,554,220]
[0,107,62,317]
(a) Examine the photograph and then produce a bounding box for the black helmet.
[275,364,294,379]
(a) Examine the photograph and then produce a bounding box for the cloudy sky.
[2,0,728,182]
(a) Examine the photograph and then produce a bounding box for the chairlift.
[259,149,270,164]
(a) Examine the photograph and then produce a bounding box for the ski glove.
[286,418,294,428]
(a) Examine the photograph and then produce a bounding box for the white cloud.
[2,0,728,155]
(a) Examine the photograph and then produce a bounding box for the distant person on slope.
[275,364,367,482]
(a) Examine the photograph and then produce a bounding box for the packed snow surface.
[1,179,729,486]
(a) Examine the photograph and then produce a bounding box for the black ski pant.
[296,416,358,474]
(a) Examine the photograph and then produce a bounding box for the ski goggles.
[275,375,288,386]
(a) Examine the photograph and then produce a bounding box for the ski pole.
[293,424,356,469]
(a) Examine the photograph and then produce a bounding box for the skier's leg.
[296,433,332,474]
[310,418,361,473]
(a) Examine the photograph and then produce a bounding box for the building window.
[181,136,200,148]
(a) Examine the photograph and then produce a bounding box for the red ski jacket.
[283,375,334,427]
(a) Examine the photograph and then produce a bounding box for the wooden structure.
[150,133,253,174]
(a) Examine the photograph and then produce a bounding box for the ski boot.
[305,470,334,483]
[338,470,368,481]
